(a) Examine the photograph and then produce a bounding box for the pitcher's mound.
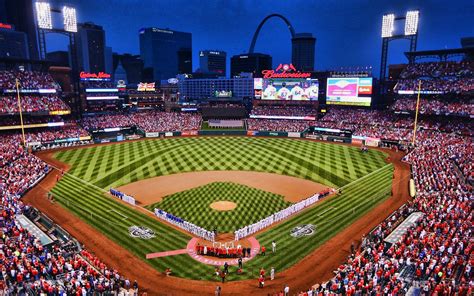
[210,201,237,211]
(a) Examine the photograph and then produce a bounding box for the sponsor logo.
[290,224,316,237]
[261,63,311,79]
[167,78,178,84]
[128,226,155,239]
[80,72,111,80]
[358,86,372,95]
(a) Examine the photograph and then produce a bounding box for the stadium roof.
[405,47,474,61]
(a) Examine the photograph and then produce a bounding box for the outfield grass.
[145,182,291,232]
[51,137,393,281]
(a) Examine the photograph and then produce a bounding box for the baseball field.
[49,137,394,281]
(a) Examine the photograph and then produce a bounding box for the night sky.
[47,0,474,77]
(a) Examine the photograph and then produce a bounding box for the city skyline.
[45,0,473,76]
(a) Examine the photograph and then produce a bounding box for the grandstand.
[0,3,472,293]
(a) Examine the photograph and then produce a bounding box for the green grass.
[146,182,291,232]
[51,137,393,281]
[201,121,246,131]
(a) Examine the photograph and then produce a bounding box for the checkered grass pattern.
[55,137,388,190]
[51,137,393,281]
[145,182,291,232]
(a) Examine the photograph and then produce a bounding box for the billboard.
[326,77,373,106]
[254,64,318,101]
[254,78,319,101]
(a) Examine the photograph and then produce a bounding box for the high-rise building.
[230,53,272,77]
[105,46,113,75]
[3,0,38,59]
[46,50,70,67]
[199,50,226,76]
[76,22,106,73]
[177,75,254,100]
[139,27,192,81]
[113,53,144,84]
[0,23,29,59]
[291,33,316,71]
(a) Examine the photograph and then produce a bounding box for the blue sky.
[47,0,474,76]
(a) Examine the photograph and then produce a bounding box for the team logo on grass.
[128,226,155,239]
[290,224,316,237]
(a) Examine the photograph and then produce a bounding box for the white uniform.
[305,85,319,100]
[277,87,290,100]
[263,85,277,100]
[290,85,305,100]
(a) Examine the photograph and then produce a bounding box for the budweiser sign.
[80,72,111,79]
[262,63,311,79]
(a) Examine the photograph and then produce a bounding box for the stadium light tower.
[381,14,395,38]
[63,6,78,33]
[35,2,81,115]
[379,10,419,94]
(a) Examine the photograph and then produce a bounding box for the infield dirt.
[116,171,330,205]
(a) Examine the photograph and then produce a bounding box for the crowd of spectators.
[247,119,311,132]
[250,106,317,117]
[81,111,202,132]
[394,78,474,94]
[0,134,48,198]
[20,125,90,143]
[0,132,137,294]
[400,61,474,79]
[391,97,473,116]
[291,129,473,296]
[0,95,70,114]
[0,70,60,90]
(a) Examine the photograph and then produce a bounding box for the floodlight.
[35,2,52,29]
[381,14,395,38]
[63,6,77,33]
[405,10,419,35]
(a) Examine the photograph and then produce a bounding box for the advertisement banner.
[165,132,173,137]
[365,137,380,147]
[249,115,316,121]
[327,78,358,97]
[181,130,198,136]
[287,132,301,138]
[145,132,160,138]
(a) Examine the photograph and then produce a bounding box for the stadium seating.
[250,105,317,117]
[247,119,311,132]
[0,70,60,90]
[81,111,201,132]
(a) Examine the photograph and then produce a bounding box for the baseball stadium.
[0,1,473,296]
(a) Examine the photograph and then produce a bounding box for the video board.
[254,78,319,101]
[326,77,373,106]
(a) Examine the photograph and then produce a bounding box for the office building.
[2,0,38,59]
[139,27,192,81]
[0,23,29,59]
[113,53,144,84]
[76,22,106,73]
[178,75,254,100]
[291,33,316,71]
[199,50,226,76]
[230,53,272,77]
[46,50,69,67]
